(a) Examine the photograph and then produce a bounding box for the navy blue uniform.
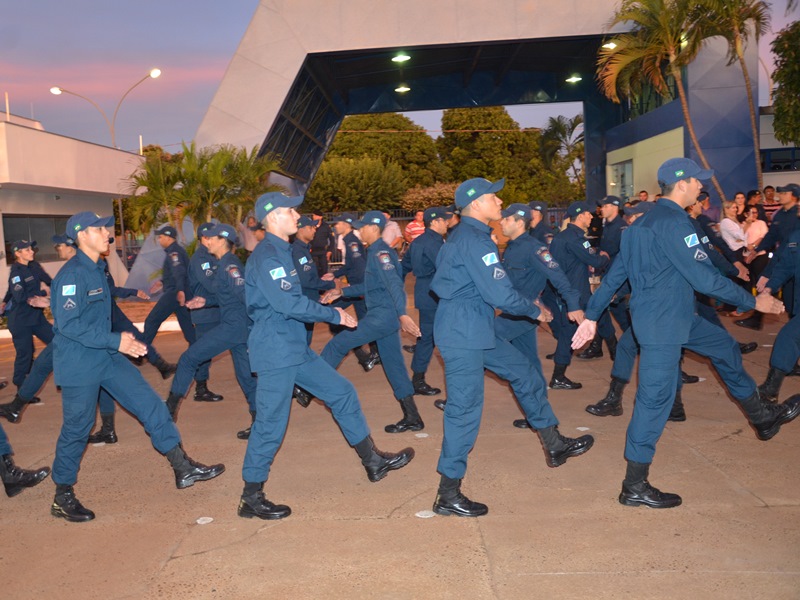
[187,244,219,382]
[766,231,800,373]
[530,220,555,245]
[171,252,256,410]
[321,239,415,400]
[242,233,369,484]
[332,231,368,320]
[6,261,54,387]
[50,250,180,485]
[756,205,800,315]
[548,224,609,365]
[142,240,195,346]
[292,238,335,344]
[431,216,558,479]
[598,214,630,332]
[401,228,444,374]
[586,198,757,464]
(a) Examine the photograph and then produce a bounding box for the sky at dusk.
[1,0,795,154]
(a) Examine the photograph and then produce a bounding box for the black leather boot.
[739,392,800,441]
[434,398,447,411]
[155,357,177,380]
[293,385,313,408]
[87,413,117,444]
[734,312,763,330]
[355,346,381,372]
[1,454,50,497]
[51,484,95,522]
[758,367,787,403]
[412,372,441,396]
[194,380,223,402]
[585,377,626,416]
[165,392,182,421]
[238,481,291,520]
[432,475,488,517]
[668,391,686,422]
[739,342,758,354]
[385,396,424,433]
[538,425,594,467]
[0,394,27,423]
[354,436,415,482]
[576,337,603,360]
[619,460,682,508]
[166,445,226,489]
[402,344,417,354]
[550,364,582,390]
[604,335,617,361]
[237,411,256,440]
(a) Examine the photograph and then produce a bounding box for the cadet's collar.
[460,215,492,234]
[293,238,311,249]
[265,232,290,250]
[77,248,102,267]
[656,197,684,212]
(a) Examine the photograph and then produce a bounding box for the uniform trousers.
[0,422,11,455]
[242,353,370,483]
[770,315,800,373]
[410,306,436,374]
[437,338,559,479]
[627,315,755,464]
[18,343,53,400]
[9,318,53,387]
[111,303,163,367]
[191,320,217,383]
[142,294,195,346]
[52,354,181,484]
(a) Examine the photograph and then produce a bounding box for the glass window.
[609,160,633,201]
[3,215,71,264]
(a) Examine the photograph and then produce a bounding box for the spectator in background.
[733,191,747,223]
[763,185,781,221]
[240,216,259,252]
[381,210,403,250]
[746,190,768,223]
[310,211,335,276]
[403,210,426,243]
[700,191,721,222]
[742,205,769,284]
[638,190,650,202]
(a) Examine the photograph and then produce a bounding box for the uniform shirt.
[292,238,335,301]
[431,216,541,350]
[585,198,755,345]
[689,217,738,279]
[103,261,139,299]
[343,238,406,320]
[599,214,626,261]
[549,223,609,307]
[246,232,342,370]
[214,252,250,340]
[7,261,50,326]
[756,204,799,253]
[401,228,444,312]
[766,229,800,315]
[530,220,555,245]
[188,244,220,324]
[501,233,580,313]
[161,241,190,295]
[333,231,366,284]
[51,250,119,386]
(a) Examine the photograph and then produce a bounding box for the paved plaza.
[1,296,798,599]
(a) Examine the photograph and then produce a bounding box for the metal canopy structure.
[263,35,614,185]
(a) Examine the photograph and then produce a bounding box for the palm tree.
[597,0,727,201]
[541,115,586,197]
[701,0,770,190]
[126,152,183,238]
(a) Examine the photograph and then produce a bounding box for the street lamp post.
[50,67,161,148]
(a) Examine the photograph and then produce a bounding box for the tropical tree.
[303,156,406,212]
[771,20,800,146]
[703,0,770,189]
[401,182,460,211]
[597,0,727,200]
[541,115,586,197]
[126,152,183,239]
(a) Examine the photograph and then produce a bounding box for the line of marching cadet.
[1,161,799,521]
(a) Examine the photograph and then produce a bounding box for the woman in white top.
[719,200,747,256]
[742,205,769,283]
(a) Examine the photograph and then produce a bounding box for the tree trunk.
[735,29,763,190]
[672,66,727,202]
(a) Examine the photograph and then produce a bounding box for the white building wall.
[606,128,684,198]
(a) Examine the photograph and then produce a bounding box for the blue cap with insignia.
[255,191,304,221]
[566,201,593,219]
[197,222,216,238]
[623,202,655,217]
[352,210,386,229]
[776,183,800,198]
[67,212,115,240]
[297,215,320,228]
[454,177,505,209]
[331,212,357,224]
[597,195,621,207]
[206,223,239,246]
[11,240,37,253]
[423,206,453,225]
[501,203,532,222]
[51,234,75,247]
[657,157,714,186]
[154,224,177,238]
[529,200,548,212]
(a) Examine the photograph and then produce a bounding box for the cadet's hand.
[567,309,585,324]
[334,307,357,328]
[571,319,597,350]
[534,300,553,323]
[186,296,206,310]
[27,296,49,308]
[321,288,343,304]
[756,276,770,293]
[136,290,150,300]
[743,252,755,264]
[755,292,784,315]
[118,331,147,357]
[733,261,750,281]
[40,281,50,295]
[321,273,335,281]
[176,291,186,306]
[399,315,421,338]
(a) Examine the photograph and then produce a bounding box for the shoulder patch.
[693,248,708,261]
[482,252,499,266]
[299,256,308,265]
[170,252,180,264]
[280,279,292,290]
[201,262,211,270]
[701,236,709,244]
[11,276,20,284]
[270,266,286,280]
[684,233,699,248]
[226,264,241,279]
[493,267,506,279]
[63,298,77,310]
[582,240,591,248]
[62,284,76,296]
[789,242,797,248]
[535,246,558,269]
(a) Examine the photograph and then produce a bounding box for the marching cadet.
[528,200,555,245]
[320,211,424,433]
[6,240,53,390]
[495,203,583,429]
[239,193,413,520]
[166,225,257,425]
[573,158,796,509]
[401,206,451,398]
[49,212,224,522]
[429,178,593,518]
[547,201,610,389]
